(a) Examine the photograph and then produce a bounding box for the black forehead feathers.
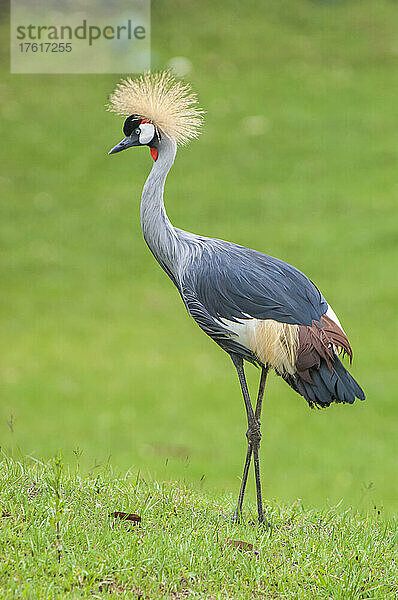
[123,115,142,137]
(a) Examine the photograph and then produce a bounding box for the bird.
[107,71,365,524]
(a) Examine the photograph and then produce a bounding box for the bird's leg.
[232,441,252,523]
[231,356,268,524]
[232,365,268,522]
[252,365,268,524]
[255,364,268,422]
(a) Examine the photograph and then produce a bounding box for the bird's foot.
[230,508,242,524]
[257,512,272,530]
[231,508,271,528]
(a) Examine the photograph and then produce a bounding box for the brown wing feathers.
[296,315,353,384]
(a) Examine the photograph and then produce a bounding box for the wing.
[177,236,364,407]
[180,238,328,327]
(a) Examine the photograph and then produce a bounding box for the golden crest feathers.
[107,71,204,145]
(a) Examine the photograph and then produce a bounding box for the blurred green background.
[1,1,397,512]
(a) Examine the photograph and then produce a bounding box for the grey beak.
[108,136,138,155]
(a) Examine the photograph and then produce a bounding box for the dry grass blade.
[226,538,259,555]
[110,511,141,524]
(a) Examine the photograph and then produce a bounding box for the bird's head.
[108,115,160,161]
[107,71,204,162]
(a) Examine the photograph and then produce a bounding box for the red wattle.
[150,147,158,161]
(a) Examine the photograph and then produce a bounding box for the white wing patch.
[219,317,257,350]
[139,123,155,145]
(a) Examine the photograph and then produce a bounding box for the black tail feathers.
[283,356,365,409]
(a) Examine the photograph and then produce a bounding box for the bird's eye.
[134,128,141,136]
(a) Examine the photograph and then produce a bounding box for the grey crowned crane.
[107,72,365,524]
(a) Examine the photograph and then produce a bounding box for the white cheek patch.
[139,123,155,145]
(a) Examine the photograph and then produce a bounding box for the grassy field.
[1,454,397,599]
[1,0,398,530]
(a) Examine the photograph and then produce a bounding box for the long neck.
[140,136,180,275]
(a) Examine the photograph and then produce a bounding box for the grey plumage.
[180,241,328,359]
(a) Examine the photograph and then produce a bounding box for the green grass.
[0,0,398,522]
[1,453,397,599]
